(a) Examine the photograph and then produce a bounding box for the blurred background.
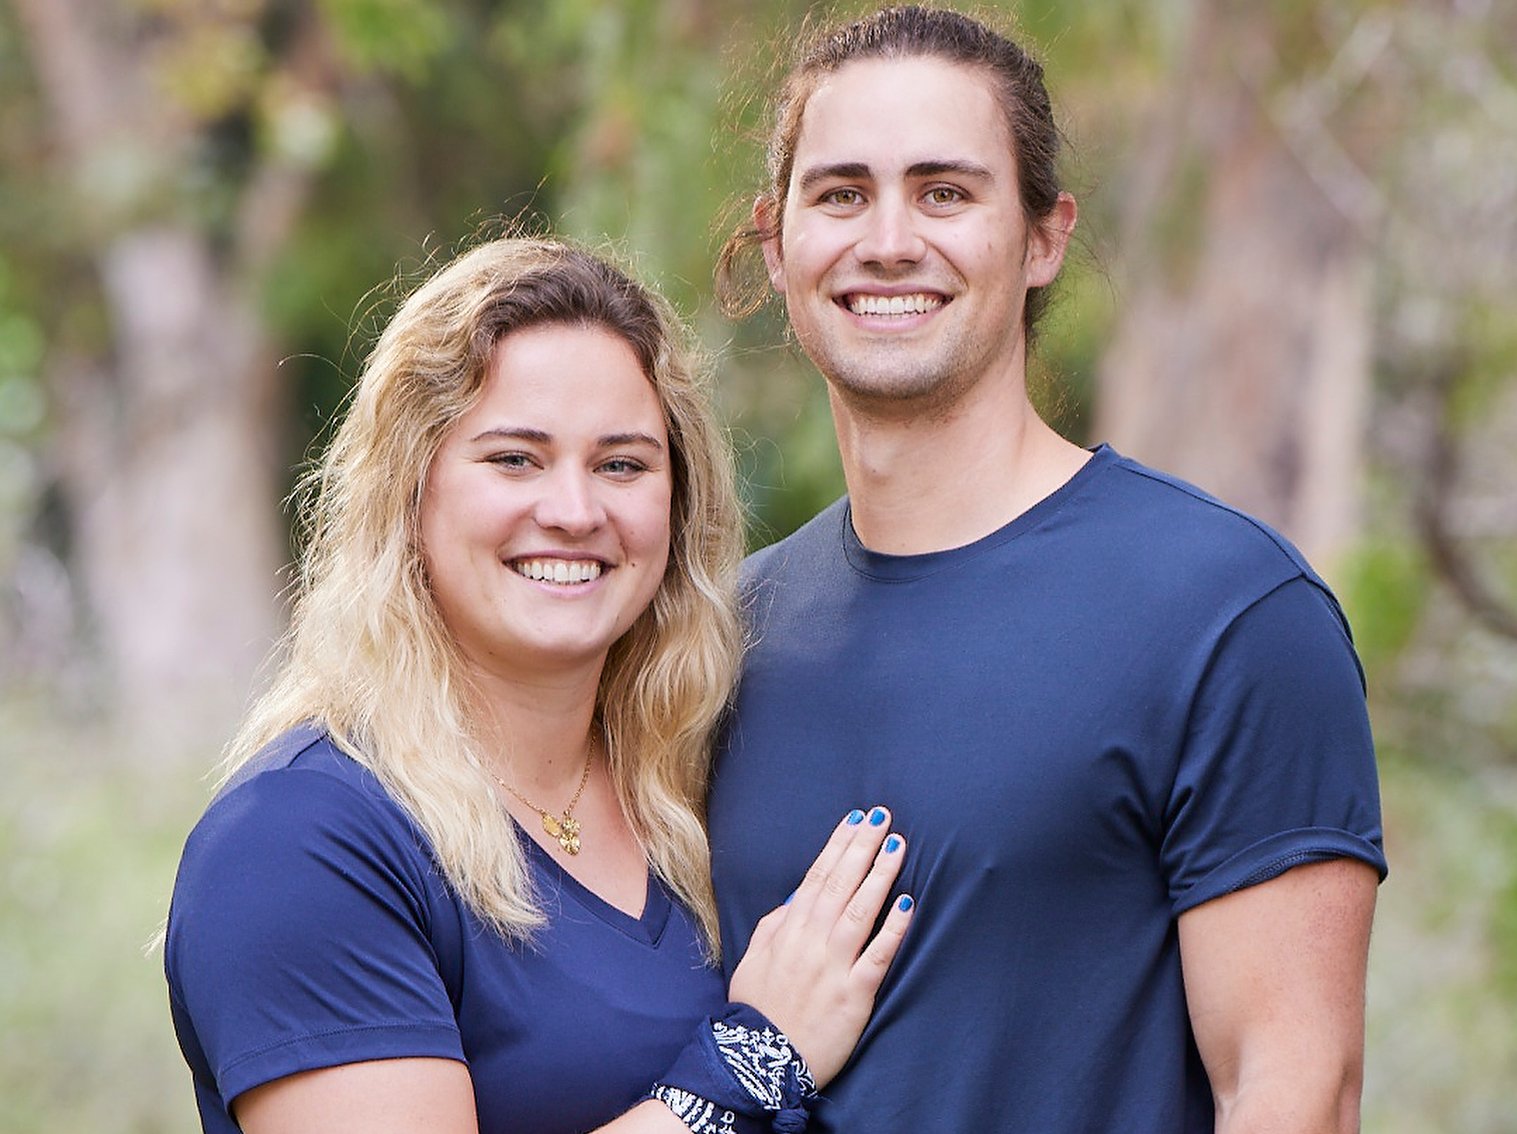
[0,0,1513,1130]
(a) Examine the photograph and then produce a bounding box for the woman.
[164,237,913,1134]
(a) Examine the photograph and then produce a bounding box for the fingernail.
[845,809,865,826]
[783,889,796,905]
[884,834,902,854]
[868,807,887,826]
[897,895,914,912]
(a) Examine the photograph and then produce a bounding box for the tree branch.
[10,0,132,163]
[1416,355,1517,641]
[231,7,341,279]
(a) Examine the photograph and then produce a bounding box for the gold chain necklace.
[492,738,595,856]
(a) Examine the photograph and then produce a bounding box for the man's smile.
[843,292,946,316]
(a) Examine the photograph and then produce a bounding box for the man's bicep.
[1178,858,1378,1133]
[1164,576,1386,911]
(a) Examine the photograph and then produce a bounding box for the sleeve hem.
[218,1021,464,1106]
[1171,826,1387,916]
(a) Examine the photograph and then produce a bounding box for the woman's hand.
[726,806,914,1087]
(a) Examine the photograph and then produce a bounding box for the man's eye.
[925,186,963,206]
[822,188,864,207]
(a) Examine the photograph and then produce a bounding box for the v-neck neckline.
[520,832,671,946]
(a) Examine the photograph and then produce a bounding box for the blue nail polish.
[868,807,887,826]
[884,834,902,853]
[783,889,796,905]
[845,809,865,826]
[897,895,914,912]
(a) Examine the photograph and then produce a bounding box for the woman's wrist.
[650,1003,818,1134]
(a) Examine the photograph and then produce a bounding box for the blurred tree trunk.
[60,232,284,747]
[13,0,330,750]
[1095,2,1374,574]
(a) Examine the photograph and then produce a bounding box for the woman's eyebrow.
[467,426,664,451]
[599,431,665,450]
[468,426,550,444]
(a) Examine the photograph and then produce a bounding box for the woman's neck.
[467,666,602,795]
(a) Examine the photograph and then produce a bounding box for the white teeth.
[513,559,602,584]
[848,293,942,316]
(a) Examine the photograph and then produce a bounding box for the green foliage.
[0,263,45,438]
[0,699,205,1134]
[0,254,46,563]
[259,3,573,494]
[1364,746,1517,1132]
[152,15,266,119]
[1340,538,1431,681]
[1494,818,1517,1002]
[1448,302,1517,430]
[318,0,455,80]
[538,0,772,305]
[1032,251,1116,441]
[733,375,847,549]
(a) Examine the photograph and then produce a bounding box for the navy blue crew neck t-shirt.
[710,445,1386,1132]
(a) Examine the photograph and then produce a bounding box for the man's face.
[764,55,1070,414]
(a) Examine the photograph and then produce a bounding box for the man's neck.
[829,370,1090,556]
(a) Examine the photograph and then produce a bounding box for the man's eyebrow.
[797,162,872,194]
[797,159,997,195]
[906,159,996,182]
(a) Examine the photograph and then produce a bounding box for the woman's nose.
[533,468,606,534]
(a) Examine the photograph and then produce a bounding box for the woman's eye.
[487,452,534,471]
[599,457,648,477]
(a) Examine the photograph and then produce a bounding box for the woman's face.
[420,322,673,685]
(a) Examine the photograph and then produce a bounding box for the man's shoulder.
[1089,449,1322,586]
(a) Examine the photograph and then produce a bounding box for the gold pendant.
[542,813,581,855]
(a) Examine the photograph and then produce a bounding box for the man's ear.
[756,196,786,294]
[1025,192,1078,289]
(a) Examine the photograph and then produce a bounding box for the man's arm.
[1179,858,1379,1134]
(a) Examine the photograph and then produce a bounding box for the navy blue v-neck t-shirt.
[166,725,726,1134]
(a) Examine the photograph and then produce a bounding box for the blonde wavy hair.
[222,236,744,951]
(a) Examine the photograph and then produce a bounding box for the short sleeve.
[164,766,464,1110]
[1161,575,1388,914]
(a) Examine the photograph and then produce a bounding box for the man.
[706,7,1386,1133]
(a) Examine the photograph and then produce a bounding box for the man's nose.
[854,193,927,267]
